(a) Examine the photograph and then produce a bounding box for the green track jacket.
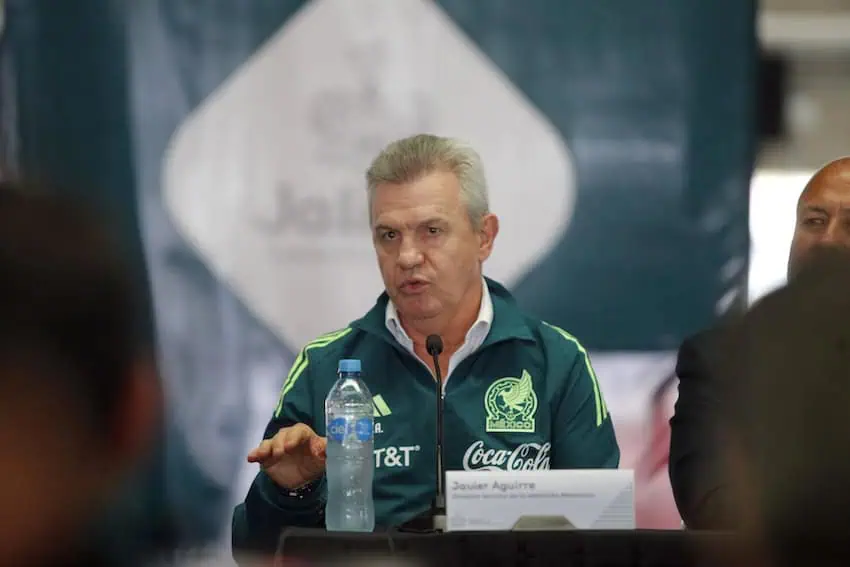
[232,278,619,555]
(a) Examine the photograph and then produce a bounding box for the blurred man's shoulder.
[682,308,745,351]
[676,311,746,386]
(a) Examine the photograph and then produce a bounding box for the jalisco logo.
[374,445,420,469]
[249,183,366,238]
[462,440,551,471]
[484,370,538,433]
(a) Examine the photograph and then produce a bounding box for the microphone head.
[426,334,444,356]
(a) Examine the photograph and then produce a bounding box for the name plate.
[445,469,635,531]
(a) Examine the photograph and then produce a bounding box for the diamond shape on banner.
[163,0,575,348]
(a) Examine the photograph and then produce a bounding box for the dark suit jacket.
[669,326,740,530]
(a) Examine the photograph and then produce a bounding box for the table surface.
[278,527,741,567]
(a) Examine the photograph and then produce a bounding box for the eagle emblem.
[484,370,538,433]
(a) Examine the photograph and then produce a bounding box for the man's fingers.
[247,424,319,463]
[247,434,288,463]
[311,436,327,459]
[283,423,316,452]
[247,439,273,463]
[268,431,289,458]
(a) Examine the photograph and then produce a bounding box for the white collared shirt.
[385,278,493,385]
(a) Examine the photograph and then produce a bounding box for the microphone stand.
[398,335,446,533]
[427,335,447,532]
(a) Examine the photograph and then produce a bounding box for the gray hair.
[365,134,489,229]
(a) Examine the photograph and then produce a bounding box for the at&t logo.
[374,445,420,468]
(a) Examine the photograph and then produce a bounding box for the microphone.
[398,335,446,533]
[426,335,446,531]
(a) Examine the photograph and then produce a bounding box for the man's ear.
[478,213,499,262]
[108,354,162,470]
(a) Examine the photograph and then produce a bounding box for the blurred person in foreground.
[232,134,619,559]
[0,182,161,566]
[717,246,850,567]
[669,156,850,529]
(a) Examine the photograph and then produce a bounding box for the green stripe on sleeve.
[543,322,608,427]
[273,327,353,418]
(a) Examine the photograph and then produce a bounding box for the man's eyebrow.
[800,205,830,215]
[373,218,448,231]
[420,217,448,226]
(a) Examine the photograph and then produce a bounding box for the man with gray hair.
[231,134,619,557]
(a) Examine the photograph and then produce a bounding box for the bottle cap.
[338,359,361,373]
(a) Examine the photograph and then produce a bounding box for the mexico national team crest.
[485,370,538,433]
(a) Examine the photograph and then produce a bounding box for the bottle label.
[354,417,373,442]
[327,417,347,442]
[327,416,373,442]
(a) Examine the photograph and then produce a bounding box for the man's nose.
[820,220,845,246]
[397,236,424,269]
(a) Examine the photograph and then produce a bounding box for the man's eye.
[382,231,398,240]
[427,227,442,235]
[804,217,826,226]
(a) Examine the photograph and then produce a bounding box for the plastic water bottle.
[324,359,375,532]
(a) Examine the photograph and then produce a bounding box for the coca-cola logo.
[461,440,551,471]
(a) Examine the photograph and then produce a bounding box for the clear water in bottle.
[324,358,375,532]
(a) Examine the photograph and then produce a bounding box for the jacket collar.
[351,276,535,348]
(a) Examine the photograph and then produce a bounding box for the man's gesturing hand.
[247,423,327,489]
